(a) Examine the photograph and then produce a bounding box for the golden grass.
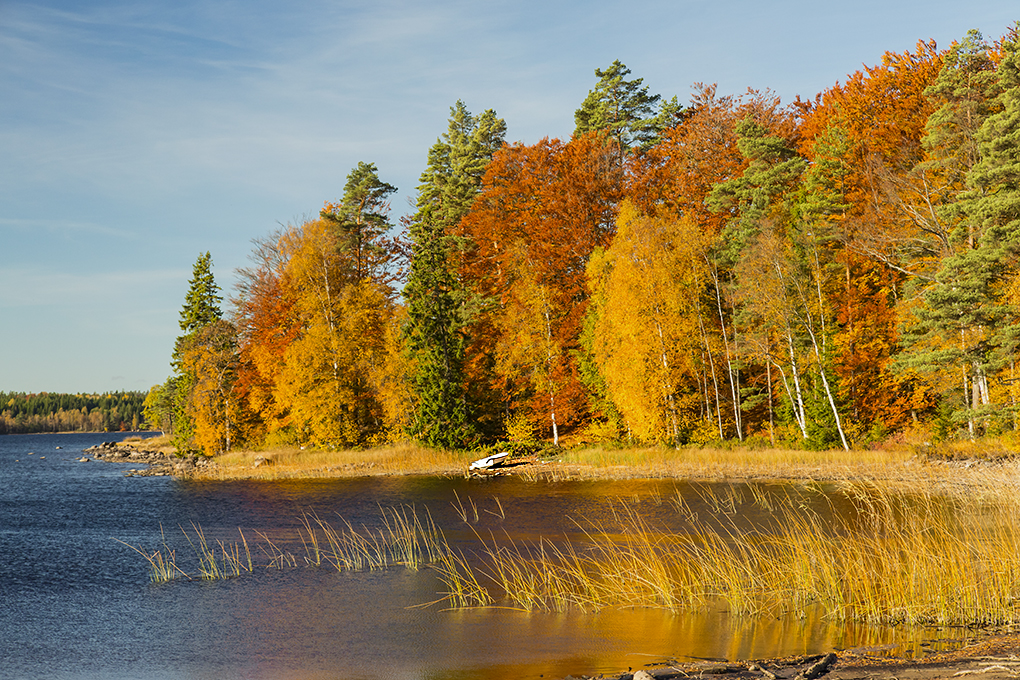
[197,442,474,480]
[432,478,1020,625]
[120,434,176,456]
[549,445,918,480]
[118,431,1020,626]
[119,505,448,583]
[124,428,1020,487]
[189,441,933,483]
[119,475,1020,627]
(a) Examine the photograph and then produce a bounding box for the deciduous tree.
[586,202,709,444]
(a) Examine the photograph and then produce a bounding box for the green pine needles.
[403,102,506,449]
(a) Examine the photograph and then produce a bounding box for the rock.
[635,671,656,680]
[78,457,90,463]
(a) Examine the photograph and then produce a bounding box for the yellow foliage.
[586,201,710,444]
[494,241,567,441]
[504,411,535,443]
[272,219,397,449]
[181,320,238,455]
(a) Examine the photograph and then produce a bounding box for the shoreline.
[603,634,1020,680]
[76,437,1020,505]
[100,436,1020,490]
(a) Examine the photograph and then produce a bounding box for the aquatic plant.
[119,480,1020,627]
[433,481,1020,626]
[118,505,449,583]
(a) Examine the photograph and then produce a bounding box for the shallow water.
[0,433,963,679]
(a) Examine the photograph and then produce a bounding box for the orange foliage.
[231,234,301,442]
[459,133,624,434]
[632,84,801,232]
[796,41,945,433]
[798,41,944,203]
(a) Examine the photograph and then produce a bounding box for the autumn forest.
[146,23,1020,456]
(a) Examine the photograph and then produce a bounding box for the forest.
[147,23,1020,456]
[0,391,146,434]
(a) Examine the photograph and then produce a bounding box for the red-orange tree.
[459,132,624,439]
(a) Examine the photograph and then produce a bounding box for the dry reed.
[433,480,1020,626]
[118,505,451,584]
[196,442,472,480]
[119,476,1020,627]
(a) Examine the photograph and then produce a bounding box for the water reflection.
[0,435,977,680]
[151,475,969,677]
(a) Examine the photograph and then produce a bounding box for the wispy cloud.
[0,267,187,308]
[2,0,1018,392]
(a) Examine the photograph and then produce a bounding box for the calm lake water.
[0,433,961,680]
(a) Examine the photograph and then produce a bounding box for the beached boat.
[468,451,510,471]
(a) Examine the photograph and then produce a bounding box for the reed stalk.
[119,481,1020,627]
[429,481,1020,626]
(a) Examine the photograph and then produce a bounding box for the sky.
[1,0,1017,394]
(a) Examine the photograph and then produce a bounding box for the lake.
[0,433,957,679]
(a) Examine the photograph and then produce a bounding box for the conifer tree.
[403,102,506,448]
[178,252,222,335]
[902,26,1020,435]
[573,60,681,153]
[168,252,224,452]
[320,161,398,282]
[921,29,1000,250]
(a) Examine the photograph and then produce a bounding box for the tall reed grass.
[120,479,1020,627]
[433,481,1020,626]
[118,505,450,584]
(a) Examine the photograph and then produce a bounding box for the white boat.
[468,451,510,471]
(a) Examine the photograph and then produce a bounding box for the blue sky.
[1,0,1017,394]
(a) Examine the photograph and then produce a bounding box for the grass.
[119,477,1020,627]
[125,429,1020,486]
[117,432,1020,627]
[197,442,475,480]
[432,478,1020,626]
[531,444,915,481]
[118,505,451,584]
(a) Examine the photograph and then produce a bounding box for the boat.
[468,451,510,471]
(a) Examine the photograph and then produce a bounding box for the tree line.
[150,23,1020,454]
[0,391,146,434]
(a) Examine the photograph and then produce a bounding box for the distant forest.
[0,392,146,434]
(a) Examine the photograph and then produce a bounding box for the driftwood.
[748,663,778,680]
[794,653,837,680]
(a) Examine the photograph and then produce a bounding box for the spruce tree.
[179,252,222,335]
[403,102,505,448]
[169,252,224,451]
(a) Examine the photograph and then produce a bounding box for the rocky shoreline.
[564,634,1020,680]
[78,441,210,477]
[563,632,1020,680]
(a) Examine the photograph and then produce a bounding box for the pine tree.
[901,26,1020,436]
[922,29,1000,249]
[403,102,505,448]
[573,60,680,153]
[320,161,397,282]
